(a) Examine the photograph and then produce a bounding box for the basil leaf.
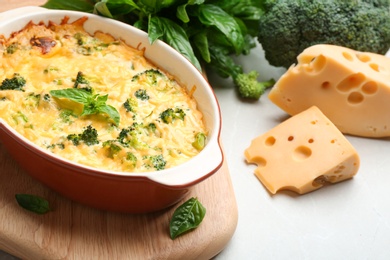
[50,88,91,104]
[197,4,244,55]
[97,104,120,126]
[176,4,190,23]
[42,0,95,12]
[193,31,210,63]
[102,0,140,17]
[176,0,205,23]
[148,15,164,44]
[208,44,243,79]
[94,1,114,18]
[15,194,51,214]
[169,197,206,239]
[154,17,202,71]
[50,89,120,125]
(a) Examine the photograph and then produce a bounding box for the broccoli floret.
[73,71,92,92]
[146,123,156,133]
[6,43,18,54]
[123,97,138,112]
[12,111,28,125]
[160,108,186,124]
[208,44,273,100]
[102,140,122,158]
[67,134,80,146]
[235,71,275,100]
[131,69,165,86]
[74,32,87,46]
[258,0,390,68]
[60,109,77,123]
[192,132,207,151]
[143,154,166,171]
[79,125,99,145]
[0,73,26,91]
[134,89,149,101]
[47,143,65,150]
[43,94,51,101]
[117,124,148,149]
[125,152,138,168]
[67,125,99,146]
[25,93,41,107]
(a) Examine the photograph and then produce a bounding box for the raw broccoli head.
[258,0,390,68]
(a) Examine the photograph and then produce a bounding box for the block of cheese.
[269,44,390,137]
[244,106,360,194]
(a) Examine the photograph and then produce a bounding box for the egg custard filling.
[0,16,207,172]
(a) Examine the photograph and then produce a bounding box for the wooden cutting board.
[0,2,238,259]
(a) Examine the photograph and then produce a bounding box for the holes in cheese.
[336,72,365,92]
[269,44,390,137]
[244,106,360,195]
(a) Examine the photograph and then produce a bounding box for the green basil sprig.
[50,88,120,125]
[169,197,206,239]
[15,194,51,214]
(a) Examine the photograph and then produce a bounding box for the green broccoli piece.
[134,89,149,101]
[146,123,157,133]
[126,152,138,168]
[235,71,275,100]
[123,97,138,112]
[60,109,77,123]
[208,44,274,100]
[117,124,148,149]
[160,108,186,124]
[258,0,390,68]
[143,154,166,171]
[79,125,99,145]
[192,132,207,151]
[25,93,41,107]
[0,73,26,91]
[67,134,80,146]
[131,69,165,86]
[102,140,122,158]
[6,43,18,54]
[73,71,92,92]
[67,125,99,146]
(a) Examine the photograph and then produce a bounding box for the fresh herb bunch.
[42,0,271,99]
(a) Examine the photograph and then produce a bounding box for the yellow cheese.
[269,44,390,137]
[244,106,360,194]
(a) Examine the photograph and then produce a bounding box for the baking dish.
[0,7,223,213]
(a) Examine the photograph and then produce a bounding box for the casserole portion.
[0,16,207,173]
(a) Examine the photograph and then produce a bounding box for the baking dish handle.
[146,139,224,188]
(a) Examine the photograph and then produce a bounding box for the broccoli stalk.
[258,0,390,69]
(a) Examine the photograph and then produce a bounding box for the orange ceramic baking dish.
[0,8,223,213]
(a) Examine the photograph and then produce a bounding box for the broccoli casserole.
[0,16,207,173]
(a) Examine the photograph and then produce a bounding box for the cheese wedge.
[269,44,390,137]
[244,106,360,194]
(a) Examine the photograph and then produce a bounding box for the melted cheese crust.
[0,17,206,173]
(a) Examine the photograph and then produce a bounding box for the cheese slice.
[244,106,360,194]
[269,44,390,137]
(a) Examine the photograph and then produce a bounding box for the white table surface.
[1,14,390,259]
[212,44,390,260]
